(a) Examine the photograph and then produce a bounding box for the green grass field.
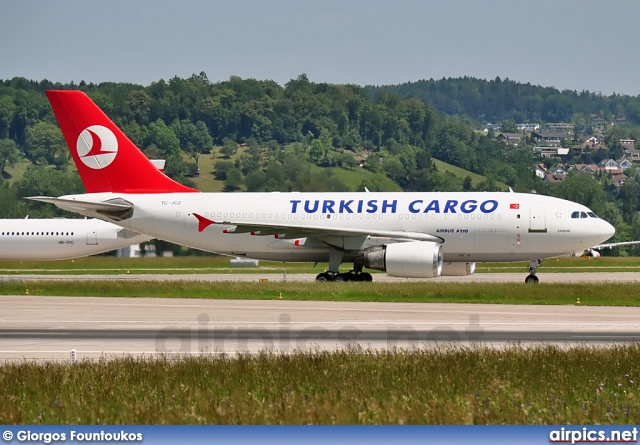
[1,281,638,306]
[433,159,508,190]
[2,346,640,424]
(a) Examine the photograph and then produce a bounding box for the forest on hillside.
[1,73,640,254]
[370,76,640,126]
[0,73,532,204]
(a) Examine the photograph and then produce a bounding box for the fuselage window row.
[1,231,74,236]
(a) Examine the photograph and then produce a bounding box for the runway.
[4,271,640,283]
[2,296,640,362]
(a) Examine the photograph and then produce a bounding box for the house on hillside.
[535,144,569,158]
[534,163,546,179]
[543,123,574,135]
[598,159,620,173]
[531,131,567,144]
[573,164,599,175]
[517,123,540,132]
[571,136,608,152]
[544,173,565,183]
[496,132,522,146]
[621,140,640,162]
[482,123,501,132]
[617,158,633,171]
[611,173,628,187]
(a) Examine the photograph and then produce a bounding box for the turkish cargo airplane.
[0,217,151,261]
[28,90,615,283]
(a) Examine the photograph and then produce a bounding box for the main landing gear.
[315,260,373,282]
[315,271,373,282]
[525,259,541,283]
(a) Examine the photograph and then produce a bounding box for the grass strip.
[2,256,640,274]
[2,346,639,424]
[2,280,640,306]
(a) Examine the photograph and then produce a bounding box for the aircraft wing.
[193,213,443,243]
[592,241,640,250]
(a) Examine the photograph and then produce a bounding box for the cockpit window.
[571,211,580,219]
[580,212,588,218]
[587,212,597,218]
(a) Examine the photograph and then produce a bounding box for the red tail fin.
[46,90,198,194]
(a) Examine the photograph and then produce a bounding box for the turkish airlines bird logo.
[76,125,118,169]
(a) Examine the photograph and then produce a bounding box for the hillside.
[369,77,640,125]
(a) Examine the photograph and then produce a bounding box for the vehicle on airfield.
[28,90,615,282]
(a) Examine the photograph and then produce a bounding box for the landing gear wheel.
[316,273,331,282]
[359,272,373,282]
[333,274,346,282]
[525,274,539,284]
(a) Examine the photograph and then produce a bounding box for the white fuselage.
[0,218,152,261]
[53,191,615,264]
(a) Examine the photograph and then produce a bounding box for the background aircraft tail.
[46,90,198,194]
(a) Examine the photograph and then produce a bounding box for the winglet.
[193,213,215,232]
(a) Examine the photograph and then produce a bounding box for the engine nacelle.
[363,241,443,278]
[441,262,476,276]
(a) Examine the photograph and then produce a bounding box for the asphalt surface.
[2,295,640,362]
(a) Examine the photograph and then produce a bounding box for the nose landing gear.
[525,259,541,283]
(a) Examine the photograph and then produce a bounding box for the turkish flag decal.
[510,203,520,209]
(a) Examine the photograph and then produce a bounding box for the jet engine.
[441,262,476,276]
[362,241,443,278]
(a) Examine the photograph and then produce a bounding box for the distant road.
[1,296,640,362]
[2,272,640,283]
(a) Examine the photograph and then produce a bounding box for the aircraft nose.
[601,219,615,240]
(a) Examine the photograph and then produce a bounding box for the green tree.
[0,184,21,217]
[172,120,213,169]
[552,171,607,215]
[382,156,405,181]
[220,138,237,158]
[0,95,16,139]
[500,119,518,133]
[309,139,326,164]
[14,165,85,217]
[127,90,151,123]
[462,175,473,191]
[214,160,235,180]
[0,138,21,174]
[224,167,244,191]
[619,177,639,225]
[148,119,180,155]
[340,152,358,169]
[24,121,67,167]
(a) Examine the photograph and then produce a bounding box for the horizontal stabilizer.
[26,196,133,221]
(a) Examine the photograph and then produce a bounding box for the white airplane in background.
[28,90,616,283]
[0,217,152,261]
[0,160,164,261]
